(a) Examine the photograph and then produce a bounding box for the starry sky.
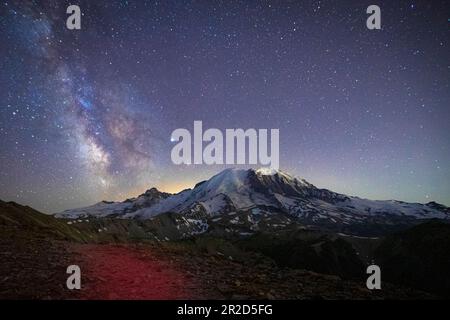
[0,0,449,213]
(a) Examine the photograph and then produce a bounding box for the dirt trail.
[71,244,199,300]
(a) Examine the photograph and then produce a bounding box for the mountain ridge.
[55,168,449,237]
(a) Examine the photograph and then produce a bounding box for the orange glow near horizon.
[113,181,196,201]
[157,181,196,194]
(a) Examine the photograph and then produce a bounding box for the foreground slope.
[2,199,437,299]
[0,200,82,298]
[375,220,450,297]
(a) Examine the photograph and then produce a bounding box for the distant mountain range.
[56,168,449,236]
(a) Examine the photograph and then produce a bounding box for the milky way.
[0,0,449,212]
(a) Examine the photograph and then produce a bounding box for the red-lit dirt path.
[70,244,199,300]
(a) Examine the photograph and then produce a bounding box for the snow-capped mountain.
[56,168,449,230]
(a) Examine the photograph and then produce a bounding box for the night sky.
[0,0,449,213]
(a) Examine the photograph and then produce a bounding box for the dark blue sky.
[0,0,449,212]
